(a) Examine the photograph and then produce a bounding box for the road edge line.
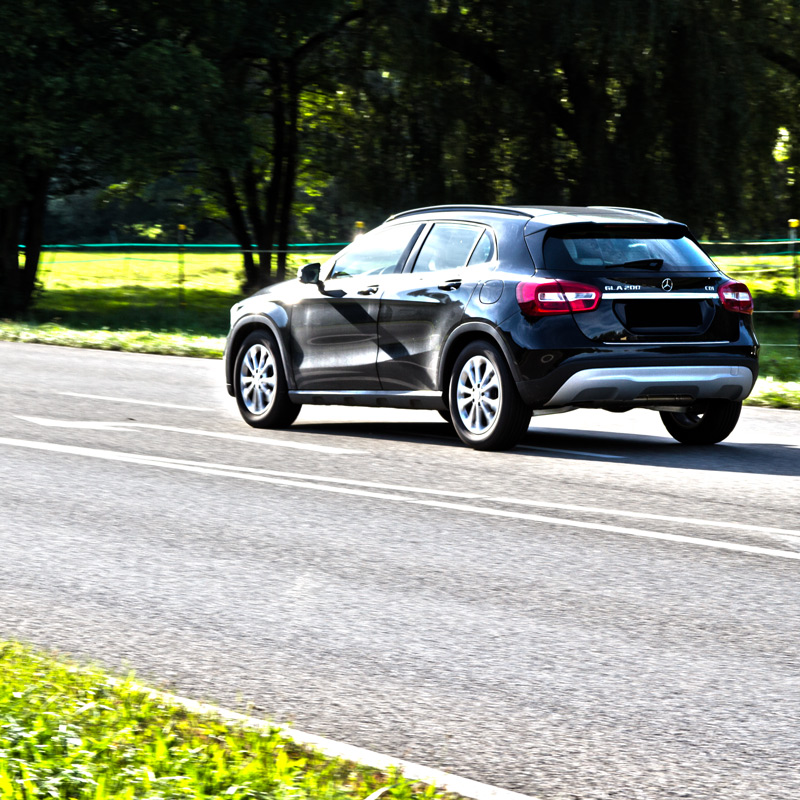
[127,682,540,800]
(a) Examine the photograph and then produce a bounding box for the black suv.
[224,205,758,450]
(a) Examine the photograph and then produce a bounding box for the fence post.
[177,224,187,308]
[791,220,800,350]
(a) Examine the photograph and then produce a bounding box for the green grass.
[0,321,226,358]
[0,641,450,800]
[0,251,331,357]
[747,377,800,409]
[1,249,799,407]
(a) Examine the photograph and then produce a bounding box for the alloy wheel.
[455,354,501,434]
[239,343,277,414]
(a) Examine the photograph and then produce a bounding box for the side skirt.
[289,390,447,411]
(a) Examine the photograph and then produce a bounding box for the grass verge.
[0,321,225,358]
[0,641,449,800]
[745,377,800,409]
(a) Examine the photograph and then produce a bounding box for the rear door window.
[412,223,484,273]
[467,230,496,266]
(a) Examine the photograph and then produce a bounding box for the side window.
[412,223,483,273]
[329,223,420,279]
[467,230,495,266]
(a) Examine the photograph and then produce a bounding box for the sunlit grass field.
[1,247,798,406]
[1,250,326,357]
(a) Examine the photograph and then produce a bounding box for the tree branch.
[757,42,800,78]
[293,8,365,64]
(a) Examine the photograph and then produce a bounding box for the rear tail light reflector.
[718,280,753,314]
[516,279,601,317]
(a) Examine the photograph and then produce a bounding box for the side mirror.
[299,263,321,284]
[298,262,345,297]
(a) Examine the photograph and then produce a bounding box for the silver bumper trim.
[544,365,756,407]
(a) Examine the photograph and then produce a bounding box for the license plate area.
[615,300,708,333]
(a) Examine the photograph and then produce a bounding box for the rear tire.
[234,330,301,428]
[449,341,531,450]
[660,399,741,444]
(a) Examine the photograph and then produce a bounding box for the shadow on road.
[290,419,800,477]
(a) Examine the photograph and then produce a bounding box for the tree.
[4,0,800,320]
[185,0,365,288]
[312,0,788,238]
[0,0,215,316]
[0,0,76,316]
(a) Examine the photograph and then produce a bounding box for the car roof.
[385,204,671,226]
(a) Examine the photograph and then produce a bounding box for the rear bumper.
[542,364,756,408]
[515,346,759,408]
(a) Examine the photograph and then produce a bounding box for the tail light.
[718,280,753,314]
[516,279,601,317]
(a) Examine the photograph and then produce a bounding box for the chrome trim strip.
[601,292,716,300]
[602,341,728,346]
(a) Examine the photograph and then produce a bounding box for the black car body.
[224,205,759,449]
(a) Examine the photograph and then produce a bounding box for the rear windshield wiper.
[612,258,664,270]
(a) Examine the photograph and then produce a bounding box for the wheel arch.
[225,310,295,394]
[438,322,522,402]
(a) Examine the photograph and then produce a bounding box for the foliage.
[0,0,216,315]
[6,1,800,313]
[0,641,447,799]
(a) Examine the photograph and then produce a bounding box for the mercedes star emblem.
[661,278,674,291]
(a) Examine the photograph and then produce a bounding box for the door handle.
[358,285,379,295]
[438,279,462,291]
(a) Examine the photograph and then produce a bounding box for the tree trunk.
[0,205,24,317]
[21,171,50,300]
[217,167,259,289]
[243,160,271,283]
[0,170,50,317]
[265,59,286,282]
[276,60,299,282]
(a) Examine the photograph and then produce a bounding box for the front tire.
[234,330,300,428]
[449,341,531,450]
[660,399,741,444]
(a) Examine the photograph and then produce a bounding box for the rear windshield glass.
[543,226,717,273]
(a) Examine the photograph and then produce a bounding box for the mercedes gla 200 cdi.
[224,205,758,450]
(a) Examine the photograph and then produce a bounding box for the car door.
[376,222,496,391]
[290,222,424,391]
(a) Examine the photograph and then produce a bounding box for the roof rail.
[588,206,664,219]
[386,204,534,222]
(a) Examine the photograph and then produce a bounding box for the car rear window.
[542,224,718,274]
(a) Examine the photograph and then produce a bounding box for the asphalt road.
[1,340,799,800]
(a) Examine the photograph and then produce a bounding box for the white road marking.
[131,457,484,499]
[57,391,213,412]
[2,435,799,562]
[118,682,538,800]
[490,497,800,539]
[13,416,800,537]
[17,416,362,455]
